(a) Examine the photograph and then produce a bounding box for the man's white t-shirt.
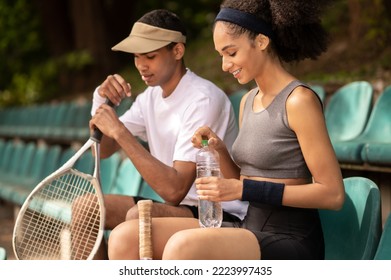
[92,69,248,220]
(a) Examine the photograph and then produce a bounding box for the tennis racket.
[12,100,113,260]
[138,199,153,260]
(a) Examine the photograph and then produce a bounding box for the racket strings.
[15,171,102,260]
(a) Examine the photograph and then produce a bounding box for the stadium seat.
[110,158,143,196]
[324,81,373,163]
[310,84,326,103]
[0,142,34,203]
[325,81,373,143]
[359,85,391,165]
[0,247,6,260]
[374,213,391,260]
[0,138,5,154]
[100,152,121,194]
[319,177,382,259]
[138,180,164,203]
[11,144,61,205]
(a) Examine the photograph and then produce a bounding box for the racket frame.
[12,138,106,260]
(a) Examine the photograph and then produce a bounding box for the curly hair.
[219,0,331,62]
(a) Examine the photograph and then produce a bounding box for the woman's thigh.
[108,217,199,259]
[163,227,261,260]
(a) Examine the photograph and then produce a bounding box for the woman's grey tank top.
[231,80,314,179]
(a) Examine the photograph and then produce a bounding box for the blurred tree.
[1,0,390,107]
[0,0,46,105]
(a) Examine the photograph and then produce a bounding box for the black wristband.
[241,179,285,206]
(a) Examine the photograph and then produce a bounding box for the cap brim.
[111,35,171,54]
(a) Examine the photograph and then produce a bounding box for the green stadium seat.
[0,140,15,175]
[0,142,34,203]
[359,86,391,165]
[310,84,326,103]
[374,213,391,260]
[319,177,382,259]
[10,144,62,205]
[325,81,373,163]
[69,101,92,142]
[110,158,142,196]
[0,138,5,158]
[325,81,373,143]
[100,152,121,194]
[0,247,6,260]
[138,180,164,202]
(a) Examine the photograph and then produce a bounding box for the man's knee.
[125,205,139,220]
[125,202,194,221]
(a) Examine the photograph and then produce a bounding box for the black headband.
[215,8,274,40]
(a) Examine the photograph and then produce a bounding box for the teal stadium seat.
[0,141,33,203]
[319,177,382,259]
[74,148,94,175]
[0,141,26,183]
[72,101,93,142]
[11,144,61,205]
[0,143,61,206]
[0,140,15,176]
[138,180,164,202]
[325,81,373,143]
[110,158,143,196]
[44,102,72,140]
[310,84,326,103]
[100,152,121,194]
[325,81,374,163]
[116,97,133,116]
[374,213,391,260]
[57,144,94,175]
[0,138,5,157]
[0,247,6,260]
[359,86,391,165]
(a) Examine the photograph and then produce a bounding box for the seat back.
[359,85,391,141]
[13,142,36,183]
[100,152,121,194]
[325,81,373,142]
[310,84,326,103]
[319,177,382,259]
[110,158,142,196]
[2,141,25,177]
[0,138,5,157]
[138,180,164,202]
[374,213,391,260]
[0,140,14,171]
[0,247,6,260]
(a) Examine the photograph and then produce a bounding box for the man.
[89,9,248,259]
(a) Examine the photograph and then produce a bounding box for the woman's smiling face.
[213,21,265,85]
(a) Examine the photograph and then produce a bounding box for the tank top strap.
[275,80,323,110]
[275,80,306,101]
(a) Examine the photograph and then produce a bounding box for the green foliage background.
[1,0,391,107]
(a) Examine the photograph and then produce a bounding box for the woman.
[108,0,344,260]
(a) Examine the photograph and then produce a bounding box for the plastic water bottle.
[196,139,223,228]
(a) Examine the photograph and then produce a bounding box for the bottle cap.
[201,139,208,147]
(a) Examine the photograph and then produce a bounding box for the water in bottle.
[196,139,223,228]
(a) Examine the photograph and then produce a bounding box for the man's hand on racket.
[90,104,126,140]
[98,74,131,106]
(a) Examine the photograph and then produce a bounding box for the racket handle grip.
[90,99,116,142]
[138,199,153,260]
